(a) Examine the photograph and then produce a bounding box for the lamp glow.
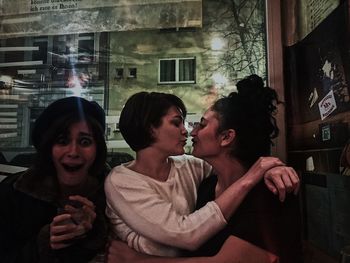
[211,37,225,50]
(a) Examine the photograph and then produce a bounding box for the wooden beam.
[266,0,286,162]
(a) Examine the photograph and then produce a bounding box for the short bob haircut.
[119,92,187,152]
[34,113,107,182]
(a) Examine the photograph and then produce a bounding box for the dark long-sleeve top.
[191,175,303,263]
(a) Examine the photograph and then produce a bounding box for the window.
[115,68,123,79]
[78,33,95,63]
[32,37,48,64]
[128,67,137,79]
[159,57,195,84]
[0,0,268,155]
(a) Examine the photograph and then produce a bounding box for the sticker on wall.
[306,156,315,172]
[308,87,318,108]
[321,124,331,141]
[318,89,337,120]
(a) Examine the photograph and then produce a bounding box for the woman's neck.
[131,148,171,182]
[208,154,247,197]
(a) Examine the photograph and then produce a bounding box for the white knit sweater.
[104,155,227,257]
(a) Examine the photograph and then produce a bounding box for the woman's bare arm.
[215,157,285,221]
[105,157,297,251]
[106,237,279,263]
[213,236,279,263]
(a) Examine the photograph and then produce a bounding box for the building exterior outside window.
[159,58,195,84]
[0,0,268,157]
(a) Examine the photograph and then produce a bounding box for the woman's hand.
[215,157,284,222]
[263,166,300,202]
[245,157,285,186]
[50,195,96,249]
[68,195,96,230]
[50,213,79,249]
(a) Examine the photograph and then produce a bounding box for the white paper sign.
[0,0,202,38]
[318,89,337,120]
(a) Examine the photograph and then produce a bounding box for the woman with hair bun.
[189,74,303,262]
[106,75,302,263]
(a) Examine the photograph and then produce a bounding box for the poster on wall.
[0,0,202,38]
[287,1,350,123]
[300,0,340,40]
[283,0,340,46]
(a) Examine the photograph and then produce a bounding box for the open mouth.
[62,163,84,172]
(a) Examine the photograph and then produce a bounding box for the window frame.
[158,57,196,84]
[266,0,286,161]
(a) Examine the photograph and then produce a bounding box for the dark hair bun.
[233,74,278,115]
[211,74,280,166]
[236,74,264,96]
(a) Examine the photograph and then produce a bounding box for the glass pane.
[160,60,175,82]
[0,0,267,157]
[179,59,195,81]
[32,40,48,64]
[78,34,94,63]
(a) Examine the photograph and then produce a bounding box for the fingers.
[266,174,286,202]
[81,218,93,230]
[281,172,294,193]
[68,195,96,226]
[51,227,77,243]
[274,167,300,195]
[52,213,74,226]
[64,204,79,216]
[55,195,96,245]
[50,207,94,250]
[82,205,96,222]
[263,179,278,196]
[50,223,86,249]
[247,157,285,186]
[50,215,78,249]
[264,166,301,202]
[51,242,70,250]
[69,195,95,210]
[288,168,300,195]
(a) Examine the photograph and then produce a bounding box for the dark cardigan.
[0,167,109,263]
